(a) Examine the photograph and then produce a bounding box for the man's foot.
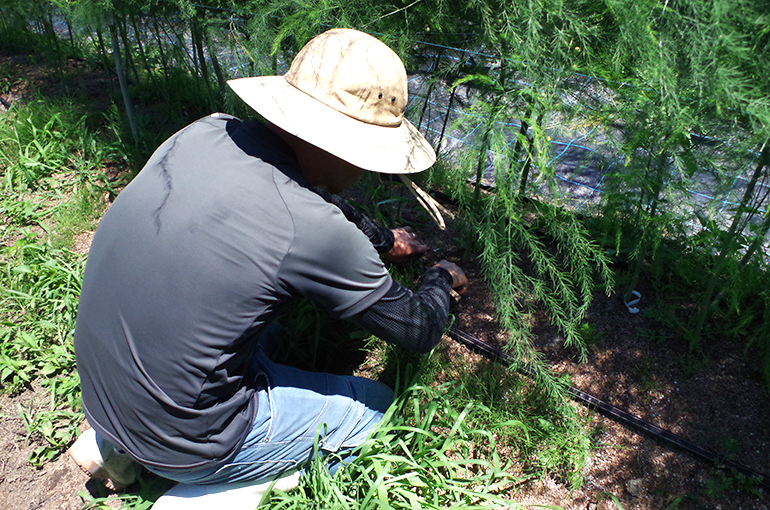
[67,428,141,491]
[152,470,301,509]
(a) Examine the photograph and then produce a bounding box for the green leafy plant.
[0,236,86,462]
[598,491,626,509]
[435,160,613,387]
[263,382,541,509]
[0,109,71,191]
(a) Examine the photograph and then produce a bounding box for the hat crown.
[284,29,407,127]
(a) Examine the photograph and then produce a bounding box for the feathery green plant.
[261,381,570,509]
[592,0,770,365]
[433,154,613,385]
[596,96,695,303]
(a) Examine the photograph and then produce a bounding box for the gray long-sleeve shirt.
[74,114,451,472]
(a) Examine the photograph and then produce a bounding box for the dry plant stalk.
[398,175,450,230]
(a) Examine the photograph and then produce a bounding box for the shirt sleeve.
[277,190,393,319]
[348,267,454,353]
[312,188,395,253]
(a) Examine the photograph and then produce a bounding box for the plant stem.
[130,13,159,91]
[151,16,170,87]
[116,12,139,84]
[418,51,444,130]
[192,9,210,85]
[204,15,226,92]
[516,108,544,199]
[65,16,76,56]
[473,102,499,208]
[625,151,666,303]
[109,14,139,146]
[437,52,465,150]
[690,140,770,344]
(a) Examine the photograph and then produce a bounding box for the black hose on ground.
[447,327,770,491]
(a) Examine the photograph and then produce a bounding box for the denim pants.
[145,345,394,485]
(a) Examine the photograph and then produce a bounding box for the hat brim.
[227,77,436,174]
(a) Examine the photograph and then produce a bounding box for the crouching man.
[69,28,467,508]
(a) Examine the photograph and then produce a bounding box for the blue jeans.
[146,345,394,485]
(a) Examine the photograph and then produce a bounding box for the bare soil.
[0,385,90,510]
[1,49,769,510]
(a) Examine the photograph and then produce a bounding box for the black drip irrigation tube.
[447,327,770,491]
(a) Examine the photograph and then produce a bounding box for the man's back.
[74,115,390,470]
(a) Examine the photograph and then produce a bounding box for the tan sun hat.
[227,28,436,174]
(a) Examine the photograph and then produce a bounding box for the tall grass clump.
[0,99,124,189]
[0,100,124,251]
[427,347,593,489]
[77,376,586,509]
[0,104,78,192]
[261,379,584,509]
[0,235,85,464]
[0,98,127,463]
[76,331,591,508]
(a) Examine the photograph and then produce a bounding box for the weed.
[679,352,709,378]
[0,198,42,227]
[20,394,82,465]
[350,173,419,230]
[704,469,764,499]
[80,493,155,510]
[0,96,121,468]
[598,491,625,509]
[49,186,107,249]
[0,236,85,462]
[263,382,534,509]
[0,95,126,468]
[577,322,603,350]
[665,495,683,509]
[423,344,593,489]
[634,361,660,394]
[637,326,673,346]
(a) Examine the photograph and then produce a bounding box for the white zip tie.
[625,290,641,314]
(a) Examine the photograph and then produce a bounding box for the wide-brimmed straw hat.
[227,29,436,174]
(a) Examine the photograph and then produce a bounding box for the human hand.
[385,227,428,263]
[434,260,468,292]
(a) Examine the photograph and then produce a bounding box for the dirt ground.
[1,49,769,510]
[0,386,91,510]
